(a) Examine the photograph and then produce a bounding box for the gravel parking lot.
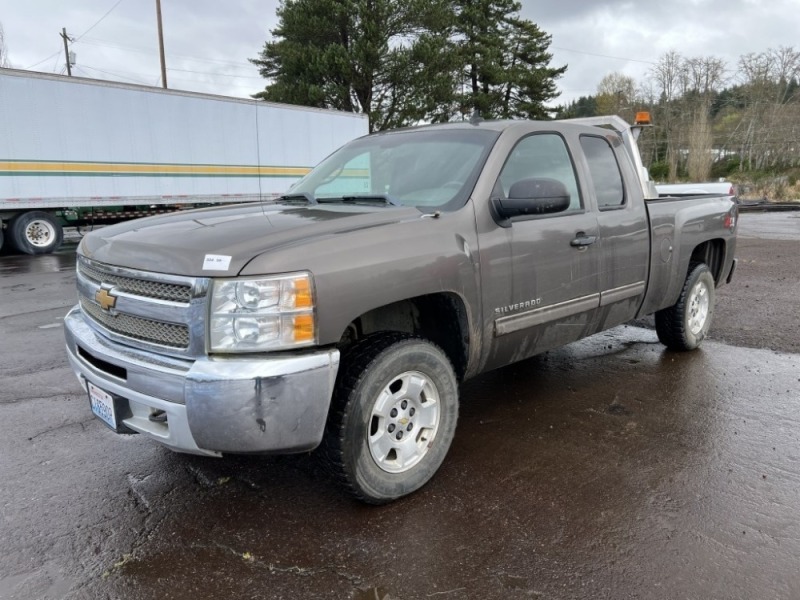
[1,212,799,600]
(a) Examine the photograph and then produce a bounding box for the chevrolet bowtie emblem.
[95,287,117,311]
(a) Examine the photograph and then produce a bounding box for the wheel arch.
[336,292,471,382]
[689,238,726,285]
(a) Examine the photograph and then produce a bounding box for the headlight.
[209,272,316,353]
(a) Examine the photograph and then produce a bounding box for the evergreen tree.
[252,0,566,128]
[251,0,452,131]
[448,0,566,119]
[554,95,598,119]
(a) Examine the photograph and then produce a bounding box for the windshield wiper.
[318,194,401,207]
[277,192,317,205]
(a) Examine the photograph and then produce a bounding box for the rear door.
[578,134,649,330]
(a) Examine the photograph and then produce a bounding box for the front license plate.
[88,382,117,430]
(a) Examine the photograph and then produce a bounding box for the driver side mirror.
[494,178,571,220]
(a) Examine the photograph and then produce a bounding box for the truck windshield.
[287,128,500,211]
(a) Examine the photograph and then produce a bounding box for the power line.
[552,45,657,66]
[167,67,263,80]
[77,36,256,69]
[74,0,126,41]
[25,50,62,70]
[76,63,255,89]
[77,64,154,85]
[50,52,62,74]
[24,0,125,70]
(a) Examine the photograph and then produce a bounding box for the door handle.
[570,233,597,248]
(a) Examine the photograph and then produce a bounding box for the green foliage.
[448,1,566,119]
[251,0,453,131]
[252,0,566,129]
[554,96,598,119]
[710,156,741,179]
[648,161,669,181]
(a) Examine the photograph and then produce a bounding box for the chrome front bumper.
[64,306,340,457]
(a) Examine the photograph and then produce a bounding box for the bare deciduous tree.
[0,23,10,68]
[684,56,726,180]
[649,51,688,181]
[735,46,800,170]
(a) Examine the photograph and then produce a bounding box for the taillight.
[723,205,738,230]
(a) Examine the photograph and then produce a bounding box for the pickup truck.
[64,115,738,504]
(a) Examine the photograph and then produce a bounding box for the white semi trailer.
[0,69,368,254]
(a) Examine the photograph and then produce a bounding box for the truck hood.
[79,202,421,276]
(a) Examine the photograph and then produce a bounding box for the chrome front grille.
[80,299,190,349]
[78,261,191,303]
[76,257,207,357]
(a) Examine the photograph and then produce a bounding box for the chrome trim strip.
[78,255,197,289]
[495,293,600,336]
[599,281,646,307]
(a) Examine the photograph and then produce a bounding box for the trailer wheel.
[322,333,459,504]
[8,211,63,255]
[655,263,715,351]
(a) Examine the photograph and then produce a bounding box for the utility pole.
[155,0,167,88]
[60,28,72,76]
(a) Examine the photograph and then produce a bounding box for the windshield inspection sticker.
[202,254,232,271]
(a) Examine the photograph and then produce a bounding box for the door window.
[497,133,582,212]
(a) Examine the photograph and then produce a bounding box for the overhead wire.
[77,64,154,86]
[78,36,256,69]
[74,0,126,41]
[167,67,263,80]
[551,45,657,66]
[25,50,62,70]
[24,0,126,70]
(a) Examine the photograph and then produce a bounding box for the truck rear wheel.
[8,211,63,255]
[655,263,715,351]
[323,333,459,504]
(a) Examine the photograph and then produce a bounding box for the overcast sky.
[3,0,800,107]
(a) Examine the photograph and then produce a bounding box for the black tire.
[8,211,63,255]
[323,333,459,504]
[655,263,716,351]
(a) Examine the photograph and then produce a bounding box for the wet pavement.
[1,213,799,599]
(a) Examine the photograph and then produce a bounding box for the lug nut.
[409,407,415,416]
[396,431,404,440]
[390,408,398,418]
[407,422,414,432]
[401,400,408,409]
[388,424,395,433]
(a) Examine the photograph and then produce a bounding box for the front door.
[484,132,600,369]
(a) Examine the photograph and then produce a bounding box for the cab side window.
[580,135,625,209]
[497,133,582,212]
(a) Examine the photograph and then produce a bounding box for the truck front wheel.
[8,211,63,255]
[655,263,716,351]
[324,333,459,504]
